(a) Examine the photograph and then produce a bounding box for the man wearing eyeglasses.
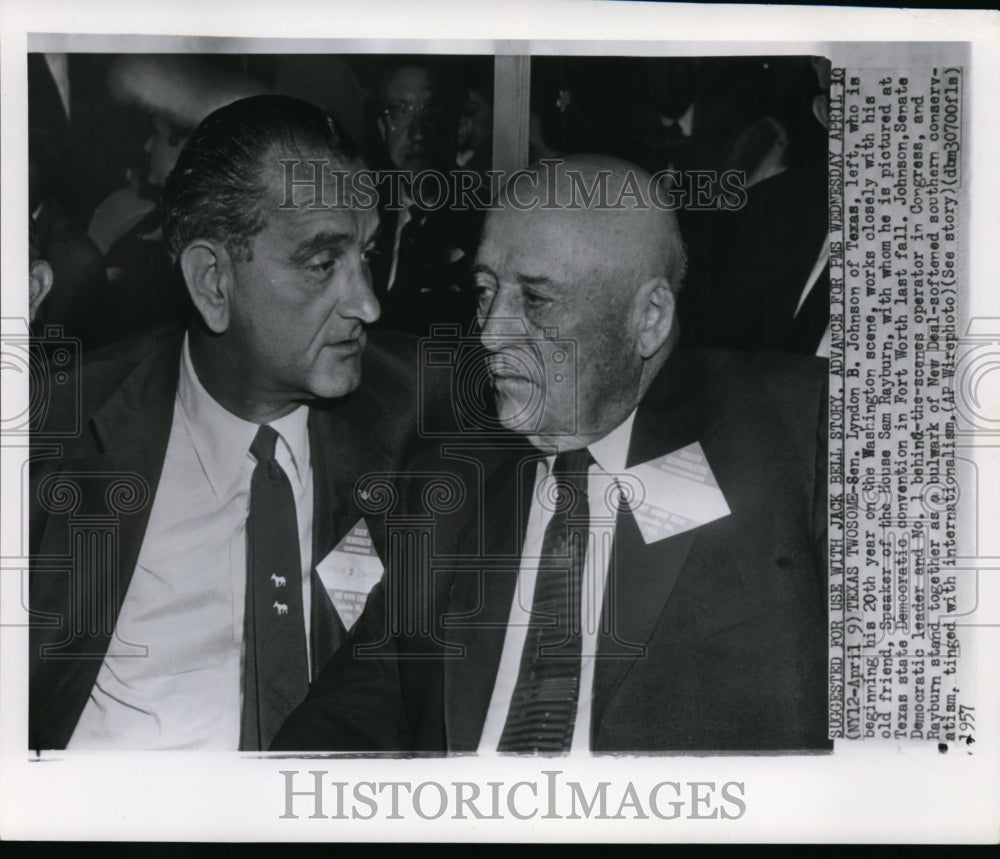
[369,58,482,335]
[378,62,456,177]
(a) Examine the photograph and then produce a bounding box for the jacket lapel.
[592,350,726,737]
[307,395,395,675]
[591,502,699,734]
[33,335,182,746]
[85,335,181,640]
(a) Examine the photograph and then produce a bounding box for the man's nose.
[407,114,427,141]
[479,291,529,352]
[341,254,381,325]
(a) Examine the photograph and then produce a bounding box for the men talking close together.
[30,97,830,754]
[272,157,831,753]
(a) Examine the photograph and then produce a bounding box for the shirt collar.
[660,101,695,138]
[539,409,638,476]
[269,403,311,483]
[176,334,310,498]
[588,408,637,475]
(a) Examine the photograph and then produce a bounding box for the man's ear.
[634,275,676,359]
[28,260,54,323]
[180,240,233,334]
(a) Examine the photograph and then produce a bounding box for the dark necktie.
[499,447,593,753]
[240,425,309,751]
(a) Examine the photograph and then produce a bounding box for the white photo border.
[1,0,998,844]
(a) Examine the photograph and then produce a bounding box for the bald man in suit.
[274,155,830,754]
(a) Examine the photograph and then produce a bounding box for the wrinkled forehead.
[257,144,364,206]
[258,192,379,250]
[255,148,377,235]
[479,205,631,274]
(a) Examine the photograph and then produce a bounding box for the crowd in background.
[28,52,831,355]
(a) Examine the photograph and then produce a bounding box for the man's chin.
[308,358,363,401]
[494,383,544,435]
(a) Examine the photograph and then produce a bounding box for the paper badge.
[315,518,385,632]
[623,442,731,544]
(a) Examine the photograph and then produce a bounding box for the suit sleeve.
[270,576,411,751]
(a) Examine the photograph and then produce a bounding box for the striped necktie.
[499,447,593,753]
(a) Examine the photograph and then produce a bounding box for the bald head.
[474,155,685,451]
[493,155,686,298]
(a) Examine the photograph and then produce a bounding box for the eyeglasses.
[381,101,448,130]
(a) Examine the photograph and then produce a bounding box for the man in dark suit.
[273,155,830,754]
[29,95,423,751]
[29,54,110,351]
[368,59,481,335]
[677,57,832,356]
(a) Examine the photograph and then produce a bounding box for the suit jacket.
[31,200,109,351]
[28,326,424,750]
[98,207,194,349]
[368,182,482,337]
[29,53,150,226]
[677,163,829,355]
[272,347,831,754]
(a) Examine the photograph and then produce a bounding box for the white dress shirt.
[69,335,313,749]
[478,411,637,754]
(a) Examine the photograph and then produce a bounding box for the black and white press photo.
[1,0,997,845]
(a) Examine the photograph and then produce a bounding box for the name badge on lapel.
[316,519,385,632]
[624,442,731,544]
